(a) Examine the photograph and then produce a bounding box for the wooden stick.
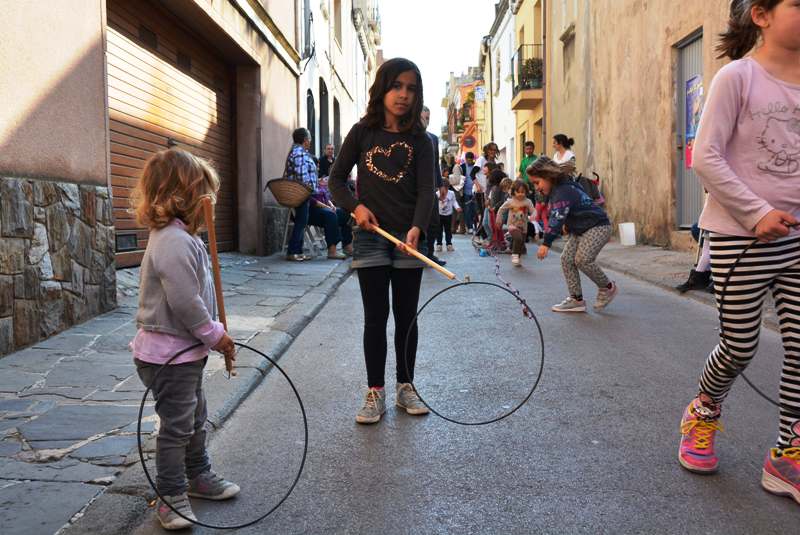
[353,216,458,281]
[202,197,235,377]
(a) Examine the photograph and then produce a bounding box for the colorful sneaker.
[551,297,587,313]
[396,383,430,415]
[355,387,386,424]
[762,447,800,504]
[679,397,723,473]
[447,244,455,252]
[156,493,196,531]
[188,470,240,500]
[511,253,521,266]
[594,281,618,310]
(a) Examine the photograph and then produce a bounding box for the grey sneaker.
[156,493,196,531]
[355,388,386,424]
[594,282,618,310]
[447,244,454,252]
[396,383,430,415]
[188,470,240,500]
[552,297,587,313]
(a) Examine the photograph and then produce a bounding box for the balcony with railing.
[511,44,544,110]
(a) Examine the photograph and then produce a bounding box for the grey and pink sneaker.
[762,447,800,505]
[679,397,723,473]
[156,492,196,530]
[188,470,240,500]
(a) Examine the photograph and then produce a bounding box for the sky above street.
[378,0,496,135]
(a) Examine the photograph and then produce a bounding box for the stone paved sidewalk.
[0,252,350,535]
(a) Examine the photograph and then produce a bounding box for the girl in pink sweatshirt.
[130,149,239,530]
[677,0,800,506]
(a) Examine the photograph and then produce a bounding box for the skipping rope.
[717,235,800,417]
[136,341,308,530]
[401,226,546,426]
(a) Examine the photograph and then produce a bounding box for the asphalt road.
[132,235,800,534]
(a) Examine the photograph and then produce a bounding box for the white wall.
[491,9,517,174]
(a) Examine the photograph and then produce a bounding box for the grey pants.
[136,357,211,496]
[561,225,612,298]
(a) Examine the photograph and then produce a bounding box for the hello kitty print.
[754,107,800,177]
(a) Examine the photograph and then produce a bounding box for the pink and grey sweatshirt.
[131,219,224,365]
[694,57,800,237]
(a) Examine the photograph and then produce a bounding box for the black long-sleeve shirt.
[329,122,434,234]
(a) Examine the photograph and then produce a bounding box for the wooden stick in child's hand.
[353,215,458,281]
[202,197,236,377]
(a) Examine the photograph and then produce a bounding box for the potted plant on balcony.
[522,57,544,89]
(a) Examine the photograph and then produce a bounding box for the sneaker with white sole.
[594,282,618,310]
[447,244,455,252]
[511,253,521,266]
[762,447,800,505]
[188,470,240,500]
[355,388,386,424]
[156,493,196,531]
[396,383,430,415]
[552,297,587,313]
[435,244,443,252]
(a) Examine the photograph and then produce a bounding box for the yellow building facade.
[544,0,730,246]
[511,0,545,156]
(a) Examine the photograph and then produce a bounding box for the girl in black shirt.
[329,58,434,425]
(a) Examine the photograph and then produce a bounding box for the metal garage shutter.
[106,0,235,267]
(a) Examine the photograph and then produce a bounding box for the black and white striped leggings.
[698,234,800,448]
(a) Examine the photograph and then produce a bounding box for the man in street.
[285,128,347,262]
[421,106,446,266]
[318,143,335,178]
[518,140,538,183]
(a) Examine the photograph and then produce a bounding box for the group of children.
[126,3,800,528]
[439,148,618,314]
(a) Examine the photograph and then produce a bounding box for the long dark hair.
[553,134,575,150]
[361,58,425,135]
[717,0,781,60]
[526,156,576,187]
[482,142,499,159]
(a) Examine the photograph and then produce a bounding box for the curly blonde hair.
[130,148,220,235]
[525,156,576,185]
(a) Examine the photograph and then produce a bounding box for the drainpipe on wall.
[542,0,547,153]
[482,35,494,142]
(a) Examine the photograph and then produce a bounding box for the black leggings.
[437,214,453,245]
[357,266,423,388]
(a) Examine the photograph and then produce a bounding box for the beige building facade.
[546,0,730,246]
[0,0,305,355]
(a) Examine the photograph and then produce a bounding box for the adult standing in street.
[421,105,446,266]
[519,140,540,241]
[518,141,538,182]
[461,152,479,233]
[318,143,336,178]
[474,142,500,233]
[449,163,466,233]
[285,128,348,261]
[552,134,576,165]
[328,57,433,424]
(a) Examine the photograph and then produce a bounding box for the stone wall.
[0,178,116,355]
[546,0,729,245]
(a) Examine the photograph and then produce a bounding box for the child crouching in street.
[496,180,534,267]
[528,157,617,312]
[130,148,239,530]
